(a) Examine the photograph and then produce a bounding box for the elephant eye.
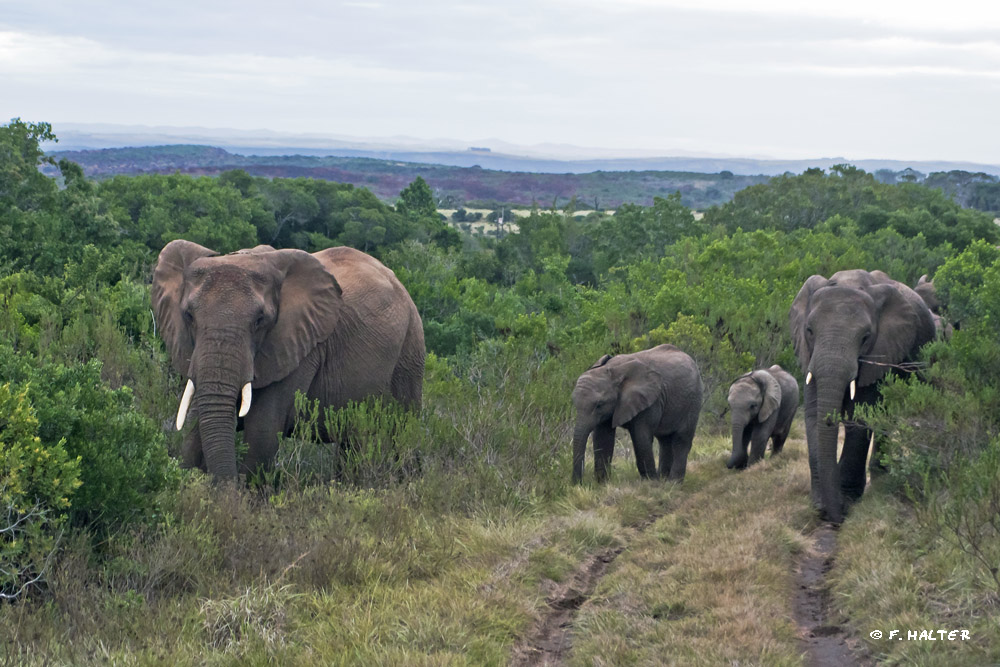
[182,309,193,324]
[254,311,268,330]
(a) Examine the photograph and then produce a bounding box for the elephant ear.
[612,360,663,428]
[151,240,218,376]
[789,275,829,372]
[253,249,344,387]
[750,370,782,423]
[588,354,614,370]
[859,283,935,387]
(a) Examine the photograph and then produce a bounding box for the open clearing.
[7,423,995,665]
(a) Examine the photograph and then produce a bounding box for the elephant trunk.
[188,331,254,479]
[571,421,591,483]
[810,343,859,524]
[196,381,241,478]
[727,419,751,469]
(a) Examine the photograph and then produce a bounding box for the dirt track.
[505,431,869,666]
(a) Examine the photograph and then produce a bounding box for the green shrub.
[0,347,179,533]
[0,383,81,598]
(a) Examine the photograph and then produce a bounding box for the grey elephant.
[571,344,703,483]
[726,365,799,470]
[790,269,935,523]
[915,274,952,340]
[152,240,425,479]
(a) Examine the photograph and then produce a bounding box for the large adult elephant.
[571,344,703,484]
[789,269,935,523]
[152,240,425,478]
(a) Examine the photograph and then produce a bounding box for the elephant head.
[914,274,940,314]
[152,240,343,478]
[915,274,952,339]
[570,354,662,482]
[789,270,935,522]
[726,370,781,469]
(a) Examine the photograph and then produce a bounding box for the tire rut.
[507,497,682,666]
[794,524,869,667]
[508,543,627,666]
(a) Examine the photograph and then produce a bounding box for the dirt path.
[794,524,868,666]
[508,428,870,666]
[508,544,626,666]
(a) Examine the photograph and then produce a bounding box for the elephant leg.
[593,422,616,483]
[180,423,205,471]
[747,425,770,465]
[241,352,322,477]
[656,435,673,478]
[770,430,788,456]
[839,420,870,502]
[868,431,888,477]
[628,421,658,480]
[666,429,694,482]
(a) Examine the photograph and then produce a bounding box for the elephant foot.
[726,456,748,470]
[817,499,846,525]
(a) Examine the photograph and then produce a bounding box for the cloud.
[2,1,999,162]
[0,29,456,95]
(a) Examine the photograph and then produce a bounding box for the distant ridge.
[43,144,773,210]
[44,124,1000,178]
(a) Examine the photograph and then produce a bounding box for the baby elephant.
[726,365,799,469]
[571,344,703,483]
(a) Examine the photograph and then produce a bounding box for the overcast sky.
[3,0,1000,162]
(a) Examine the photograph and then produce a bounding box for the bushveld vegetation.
[2,118,999,664]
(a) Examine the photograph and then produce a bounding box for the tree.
[396,176,437,219]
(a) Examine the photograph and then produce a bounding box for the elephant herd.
[572,268,939,524]
[152,241,940,525]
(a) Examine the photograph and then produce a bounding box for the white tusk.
[805,372,812,385]
[239,383,252,417]
[176,380,195,431]
[850,380,856,400]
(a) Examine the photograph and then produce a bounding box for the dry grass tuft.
[200,582,298,653]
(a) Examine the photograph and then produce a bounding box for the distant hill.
[44,145,774,210]
[47,124,1000,178]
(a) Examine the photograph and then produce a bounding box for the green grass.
[832,484,1000,666]
[2,422,997,665]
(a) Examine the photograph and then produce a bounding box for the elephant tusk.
[850,380,856,400]
[805,372,812,385]
[239,383,252,417]
[176,379,195,431]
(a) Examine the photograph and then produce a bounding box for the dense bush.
[0,383,81,598]
[0,348,179,532]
